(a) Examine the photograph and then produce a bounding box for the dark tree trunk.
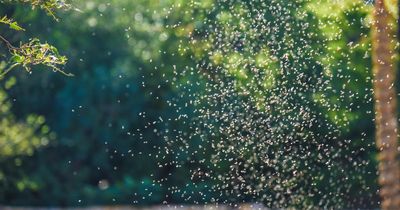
[372,0,400,209]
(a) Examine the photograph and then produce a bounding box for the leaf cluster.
[0,16,24,31]
[8,38,69,76]
[0,0,71,77]
[9,0,71,19]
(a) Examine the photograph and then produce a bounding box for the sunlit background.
[0,0,391,209]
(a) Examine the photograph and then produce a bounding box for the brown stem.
[0,34,15,53]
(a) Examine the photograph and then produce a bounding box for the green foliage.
[0,0,384,208]
[0,67,54,194]
[174,0,377,208]
[0,0,70,76]
[0,0,68,201]
[8,38,69,75]
[0,74,52,157]
[10,0,71,19]
[0,37,69,77]
[0,16,24,31]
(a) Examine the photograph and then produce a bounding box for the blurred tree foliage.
[177,0,378,208]
[1,0,218,205]
[0,0,385,208]
[0,0,68,199]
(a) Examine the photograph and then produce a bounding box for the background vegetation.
[0,0,388,208]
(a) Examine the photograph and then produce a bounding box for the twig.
[0,63,20,79]
[0,34,14,51]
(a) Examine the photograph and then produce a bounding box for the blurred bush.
[0,0,385,208]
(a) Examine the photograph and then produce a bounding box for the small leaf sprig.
[0,36,71,77]
[0,0,72,77]
[0,16,25,31]
[12,0,72,20]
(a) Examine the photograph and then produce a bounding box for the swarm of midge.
[154,0,377,208]
[104,0,377,208]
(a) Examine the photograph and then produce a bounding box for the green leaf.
[9,22,24,31]
[11,55,24,63]
[0,16,25,31]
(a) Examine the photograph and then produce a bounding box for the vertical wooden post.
[372,0,400,209]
